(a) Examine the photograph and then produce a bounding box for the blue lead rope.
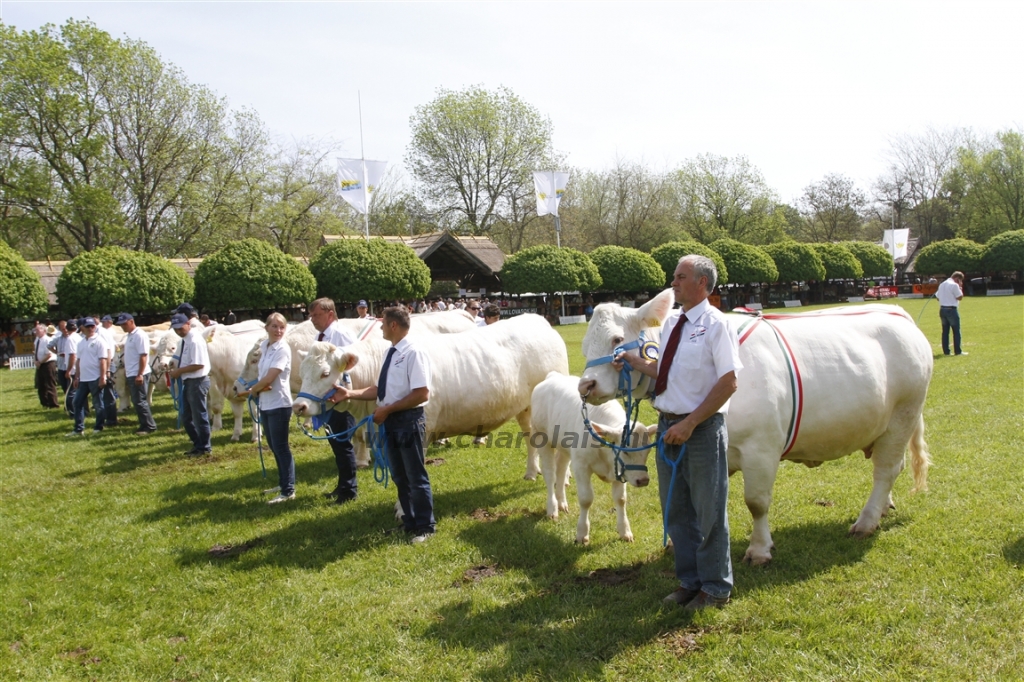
[236,377,266,479]
[656,439,687,548]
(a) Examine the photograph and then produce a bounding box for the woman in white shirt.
[239,313,296,504]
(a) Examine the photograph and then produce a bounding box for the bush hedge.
[588,245,664,293]
[501,245,592,294]
[981,230,1024,273]
[762,242,826,283]
[809,243,863,280]
[709,239,778,284]
[0,240,50,321]
[913,238,986,276]
[193,239,317,312]
[651,241,729,287]
[55,246,194,316]
[842,241,894,279]
[309,238,431,304]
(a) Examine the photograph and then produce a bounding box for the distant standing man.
[96,314,118,427]
[68,318,108,436]
[116,313,157,434]
[613,255,742,611]
[309,297,360,503]
[333,307,435,543]
[168,313,212,456]
[355,300,372,320]
[937,271,967,356]
[33,323,60,408]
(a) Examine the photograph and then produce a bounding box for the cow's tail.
[908,414,930,493]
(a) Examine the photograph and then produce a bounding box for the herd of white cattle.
[105,295,934,564]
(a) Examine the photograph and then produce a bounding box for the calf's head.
[589,421,658,487]
[292,342,359,417]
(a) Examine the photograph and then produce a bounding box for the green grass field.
[2,297,1022,681]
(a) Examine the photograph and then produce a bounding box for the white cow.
[151,320,265,440]
[578,290,933,565]
[293,313,570,479]
[532,372,657,544]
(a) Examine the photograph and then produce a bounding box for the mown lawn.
[1,297,1022,681]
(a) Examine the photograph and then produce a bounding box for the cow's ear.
[297,350,308,362]
[589,422,614,438]
[343,354,359,371]
[634,289,674,328]
[331,350,357,372]
[645,424,659,436]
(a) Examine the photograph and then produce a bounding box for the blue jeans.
[72,379,105,433]
[129,375,157,432]
[261,407,295,496]
[102,380,118,426]
[658,412,733,599]
[383,408,434,534]
[939,307,962,355]
[327,409,358,498]
[182,377,212,452]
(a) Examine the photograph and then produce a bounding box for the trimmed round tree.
[843,241,894,279]
[309,238,431,303]
[651,240,729,287]
[0,240,49,321]
[588,245,664,293]
[56,246,194,316]
[809,243,863,280]
[563,248,603,292]
[500,245,583,294]
[981,230,1024,273]
[194,239,317,312]
[913,238,985,276]
[709,239,778,284]
[762,242,826,283]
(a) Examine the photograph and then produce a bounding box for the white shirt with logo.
[376,336,431,408]
[179,329,211,380]
[257,338,292,410]
[123,327,151,378]
[77,334,109,382]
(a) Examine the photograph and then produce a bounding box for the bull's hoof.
[230,435,240,442]
[546,512,558,521]
[558,502,569,513]
[523,473,538,481]
[575,536,590,545]
[742,548,773,566]
[848,521,878,539]
[356,463,370,470]
[620,533,635,543]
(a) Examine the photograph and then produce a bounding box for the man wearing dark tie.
[309,297,360,503]
[613,255,741,611]
[331,307,434,543]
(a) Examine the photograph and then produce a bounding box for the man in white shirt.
[68,318,109,435]
[96,314,119,427]
[309,298,360,502]
[333,306,434,542]
[614,255,741,611]
[51,320,81,414]
[936,271,967,356]
[116,313,157,434]
[34,323,60,408]
[355,300,372,320]
[168,313,212,456]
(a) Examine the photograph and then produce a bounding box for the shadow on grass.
[420,517,879,680]
[1002,536,1024,569]
[172,480,532,571]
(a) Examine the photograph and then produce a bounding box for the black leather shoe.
[323,488,339,499]
[663,587,702,606]
[684,591,730,611]
[334,492,357,505]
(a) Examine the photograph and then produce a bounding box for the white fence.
[8,355,35,371]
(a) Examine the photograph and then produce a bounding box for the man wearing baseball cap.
[67,318,108,436]
[168,313,212,455]
[117,313,157,434]
[356,300,371,320]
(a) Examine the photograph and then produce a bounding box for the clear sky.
[3,0,1021,203]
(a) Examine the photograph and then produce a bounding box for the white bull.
[532,372,656,544]
[151,320,265,440]
[578,291,933,565]
[293,313,570,479]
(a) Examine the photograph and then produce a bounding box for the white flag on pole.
[533,171,570,217]
[883,228,910,259]
[337,158,388,215]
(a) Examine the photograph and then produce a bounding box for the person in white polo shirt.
[238,313,296,504]
[116,312,157,434]
[168,313,212,456]
[936,271,967,356]
[68,318,109,436]
[96,314,119,427]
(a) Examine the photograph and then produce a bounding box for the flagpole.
[358,91,369,241]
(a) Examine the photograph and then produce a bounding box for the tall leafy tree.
[0,239,49,321]
[406,85,553,236]
[981,229,1024,274]
[500,244,592,294]
[797,173,867,242]
[949,130,1024,243]
[809,243,863,280]
[651,240,728,286]
[913,238,985,276]
[670,154,786,245]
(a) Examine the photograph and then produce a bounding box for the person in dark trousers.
[936,271,967,356]
[67,318,108,436]
[331,307,435,543]
[33,323,60,408]
[168,313,212,456]
[116,313,157,434]
[613,255,742,611]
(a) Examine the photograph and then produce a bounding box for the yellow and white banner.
[883,228,910,259]
[533,171,570,217]
[337,158,388,215]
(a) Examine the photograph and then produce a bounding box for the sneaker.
[662,586,702,606]
[267,493,296,505]
[91,428,103,434]
[683,591,730,611]
[956,351,969,356]
[65,431,84,438]
[183,448,200,456]
[410,531,434,545]
[135,430,155,436]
